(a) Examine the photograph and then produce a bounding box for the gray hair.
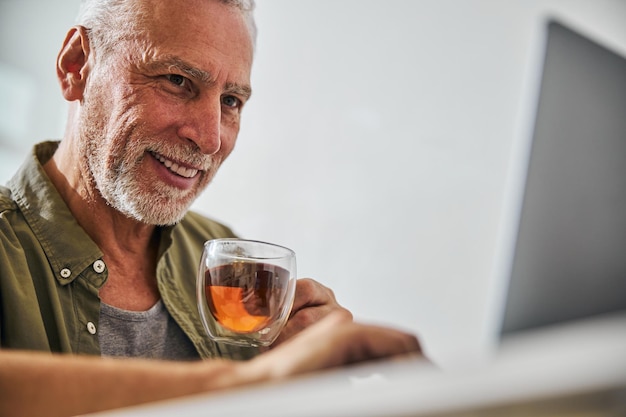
[75,0,257,58]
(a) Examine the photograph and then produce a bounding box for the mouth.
[150,151,200,179]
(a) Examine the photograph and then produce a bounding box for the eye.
[221,95,241,109]
[166,74,189,88]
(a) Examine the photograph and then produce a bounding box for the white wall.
[2,0,625,369]
[0,0,76,173]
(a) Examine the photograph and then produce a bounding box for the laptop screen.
[500,20,626,335]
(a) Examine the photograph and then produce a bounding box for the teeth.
[151,152,199,178]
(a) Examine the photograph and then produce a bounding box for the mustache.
[144,142,217,172]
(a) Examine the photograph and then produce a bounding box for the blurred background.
[2,0,625,369]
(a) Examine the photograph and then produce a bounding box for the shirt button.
[93,260,106,274]
[60,268,72,279]
[87,322,97,335]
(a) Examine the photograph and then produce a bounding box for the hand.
[271,278,352,346]
[249,310,422,378]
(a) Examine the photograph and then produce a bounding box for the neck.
[44,138,162,311]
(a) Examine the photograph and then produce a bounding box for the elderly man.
[0,0,421,416]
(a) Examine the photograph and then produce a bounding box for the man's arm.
[0,349,245,417]
[0,311,421,417]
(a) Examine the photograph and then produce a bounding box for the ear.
[57,26,92,102]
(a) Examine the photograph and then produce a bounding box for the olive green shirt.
[0,141,257,360]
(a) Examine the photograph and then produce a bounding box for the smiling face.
[77,0,253,225]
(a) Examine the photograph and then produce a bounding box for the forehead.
[129,0,253,81]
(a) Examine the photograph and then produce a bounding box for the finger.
[340,322,423,364]
[290,278,353,324]
[300,311,422,363]
[272,279,352,346]
[255,312,422,378]
[273,303,349,346]
[290,278,339,313]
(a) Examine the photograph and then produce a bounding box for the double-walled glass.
[197,238,297,347]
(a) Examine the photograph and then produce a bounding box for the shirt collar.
[8,141,104,285]
[8,141,178,286]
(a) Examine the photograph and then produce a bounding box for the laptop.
[497,20,626,336]
[90,19,626,417]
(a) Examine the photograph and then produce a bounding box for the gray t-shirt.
[99,300,200,361]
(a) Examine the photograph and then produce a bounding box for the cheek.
[115,84,179,134]
[218,118,241,158]
[216,132,237,163]
[139,97,177,124]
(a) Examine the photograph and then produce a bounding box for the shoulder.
[0,185,24,258]
[0,185,17,213]
[164,211,238,269]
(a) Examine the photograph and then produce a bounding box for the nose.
[177,96,222,155]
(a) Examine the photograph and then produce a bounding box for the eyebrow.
[224,82,252,101]
[145,55,252,100]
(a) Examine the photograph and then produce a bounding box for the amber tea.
[205,262,289,333]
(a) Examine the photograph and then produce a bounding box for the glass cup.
[196,238,297,347]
